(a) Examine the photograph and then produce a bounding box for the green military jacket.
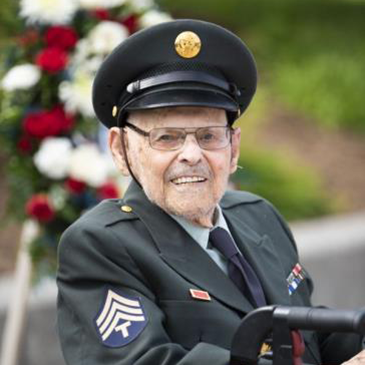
[57,181,361,365]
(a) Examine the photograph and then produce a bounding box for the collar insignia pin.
[112,106,118,118]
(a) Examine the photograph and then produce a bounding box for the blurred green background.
[1,0,365,220]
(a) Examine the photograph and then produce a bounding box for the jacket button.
[121,205,133,213]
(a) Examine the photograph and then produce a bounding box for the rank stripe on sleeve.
[94,289,147,347]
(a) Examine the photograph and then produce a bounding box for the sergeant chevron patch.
[94,288,147,348]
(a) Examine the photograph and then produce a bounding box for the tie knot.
[209,227,238,259]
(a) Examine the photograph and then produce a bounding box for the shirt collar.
[169,205,230,250]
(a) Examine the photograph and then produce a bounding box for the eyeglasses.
[124,121,233,151]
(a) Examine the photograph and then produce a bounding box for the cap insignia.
[174,31,201,59]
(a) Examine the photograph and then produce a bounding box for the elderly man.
[57,19,364,365]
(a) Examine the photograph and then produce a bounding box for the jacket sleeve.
[56,221,230,365]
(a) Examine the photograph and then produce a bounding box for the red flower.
[36,47,68,73]
[92,9,111,20]
[97,182,120,199]
[121,15,138,34]
[17,135,33,153]
[45,26,78,50]
[23,105,74,139]
[25,194,55,222]
[65,178,86,194]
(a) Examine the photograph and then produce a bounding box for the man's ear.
[108,127,130,176]
[230,127,241,174]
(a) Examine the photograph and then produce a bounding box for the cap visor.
[124,86,238,113]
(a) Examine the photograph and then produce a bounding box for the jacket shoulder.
[59,199,137,259]
[59,199,137,248]
[76,198,138,227]
[220,189,265,209]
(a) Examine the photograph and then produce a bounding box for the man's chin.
[168,182,211,199]
[144,185,222,226]
[164,200,216,225]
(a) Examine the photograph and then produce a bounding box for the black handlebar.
[281,306,365,333]
[230,305,365,365]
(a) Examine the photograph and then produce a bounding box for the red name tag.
[190,289,211,301]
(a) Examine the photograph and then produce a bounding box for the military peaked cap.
[92,19,257,128]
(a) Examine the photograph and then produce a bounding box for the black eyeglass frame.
[123,121,234,151]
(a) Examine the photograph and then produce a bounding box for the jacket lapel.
[223,208,291,306]
[124,182,253,315]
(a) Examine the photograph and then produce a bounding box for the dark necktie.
[209,227,266,307]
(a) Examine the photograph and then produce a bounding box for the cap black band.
[126,71,240,97]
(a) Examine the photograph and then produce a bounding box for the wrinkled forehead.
[128,106,228,129]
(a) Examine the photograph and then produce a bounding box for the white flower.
[79,0,127,9]
[88,21,129,55]
[33,138,73,179]
[69,144,111,187]
[1,64,41,91]
[138,10,172,29]
[127,0,153,12]
[59,69,95,117]
[72,39,90,67]
[20,0,78,25]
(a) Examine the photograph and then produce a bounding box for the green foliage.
[0,0,20,40]
[232,145,335,221]
[231,90,336,221]
[271,56,365,131]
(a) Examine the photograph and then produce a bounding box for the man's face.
[109,107,241,227]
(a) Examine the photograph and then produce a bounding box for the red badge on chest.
[189,289,211,301]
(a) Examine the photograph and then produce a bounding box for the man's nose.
[176,134,203,165]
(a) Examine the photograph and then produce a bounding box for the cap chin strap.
[117,111,143,189]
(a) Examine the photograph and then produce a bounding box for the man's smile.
[170,176,207,185]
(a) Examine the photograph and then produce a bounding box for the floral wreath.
[0,0,172,278]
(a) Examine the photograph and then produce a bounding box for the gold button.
[112,106,118,118]
[121,205,133,213]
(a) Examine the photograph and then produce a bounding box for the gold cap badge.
[121,205,133,213]
[174,31,201,59]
